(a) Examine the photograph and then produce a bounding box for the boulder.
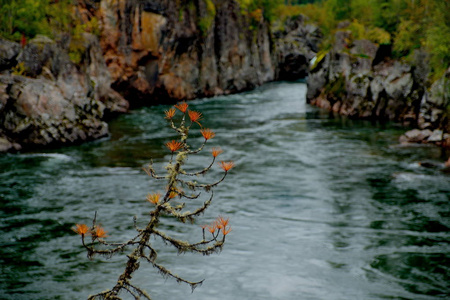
[0,36,117,151]
[0,73,108,150]
[418,67,450,132]
[307,29,424,125]
[0,38,21,71]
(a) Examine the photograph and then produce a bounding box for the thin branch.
[133,216,143,232]
[161,191,214,223]
[151,261,204,292]
[152,228,224,255]
[177,172,228,191]
[178,191,201,200]
[81,235,140,258]
[186,139,207,155]
[141,243,158,262]
[143,163,166,180]
[122,284,140,299]
[179,157,216,177]
[126,283,152,300]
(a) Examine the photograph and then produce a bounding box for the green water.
[1,82,449,300]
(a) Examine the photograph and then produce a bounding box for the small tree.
[73,102,234,300]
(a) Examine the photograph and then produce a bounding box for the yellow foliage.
[393,19,422,54]
[340,20,391,46]
[198,0,216,36]
[12,62,26,76]
[348,19,366,41]
[367,27,391,45]
[249,8,263,23]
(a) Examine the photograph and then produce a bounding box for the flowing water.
[1,82,449,300]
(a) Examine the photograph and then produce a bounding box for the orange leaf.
[219,161,235,172]
[166,140,183,152]
[175,102,188,113]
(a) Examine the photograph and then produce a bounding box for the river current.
[1,82,449,300]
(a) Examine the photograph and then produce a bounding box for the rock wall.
[307,30,424,123]
[91,0,319,106]
[0,0,319,152]
[0,34,127,152]
[306,29,450,147]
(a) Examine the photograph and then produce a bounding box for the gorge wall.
[0,0,320,152]
[307,28,450,147]
[92,0,320,106]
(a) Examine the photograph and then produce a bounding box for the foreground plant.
[73,102,233,300]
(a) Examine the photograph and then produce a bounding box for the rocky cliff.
[307,28,450,147]
[91,0,319,106]
[0,34,128,152]
[0,0,319,152]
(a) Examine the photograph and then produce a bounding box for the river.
[1,81,449,300]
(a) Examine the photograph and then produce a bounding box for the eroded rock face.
[0,74,108,146]
[273,15,322,81]
[0,35,123,151]
[307,28,450,147]
[94,0,272,105]
[0,39,21,71]
[93,0,319,106]
[400,68,450,147]
[307,30,427,125]
[419,67,450,132]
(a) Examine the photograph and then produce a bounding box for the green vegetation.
[198,0,216,36]
[325,75,346,99]
[1,0,448,80]
[69,17,100,64]
[0,0,72,41]
[0,0,101,64]
[11,62,26,76]
[237,0,284,23]
[274,0,450,81]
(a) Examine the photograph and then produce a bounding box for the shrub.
[0,0,72,41]
[198,0,216,36]
[236,0,284,23]
[73,102,234,300]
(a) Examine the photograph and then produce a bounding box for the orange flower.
[223,226,232,235]
[165,107,176,119]
[211,147,223,157]
[207,224,216,234]
[218,216,229,228]
[94,226,107,239]
[166,140,183,152]
[168,191,178,199]
[175,102,188,113]
[219,161,235,172]
[73,223,89,235]
[215,220,223,230]
[188,110,202,125]
[147,193,161,205]
[201,128,215,140]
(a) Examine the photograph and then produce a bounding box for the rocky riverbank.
[0,0,319,152]
[0,34,128,152]
[306,25,450,148]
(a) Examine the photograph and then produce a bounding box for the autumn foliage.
[73,102,234,300]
